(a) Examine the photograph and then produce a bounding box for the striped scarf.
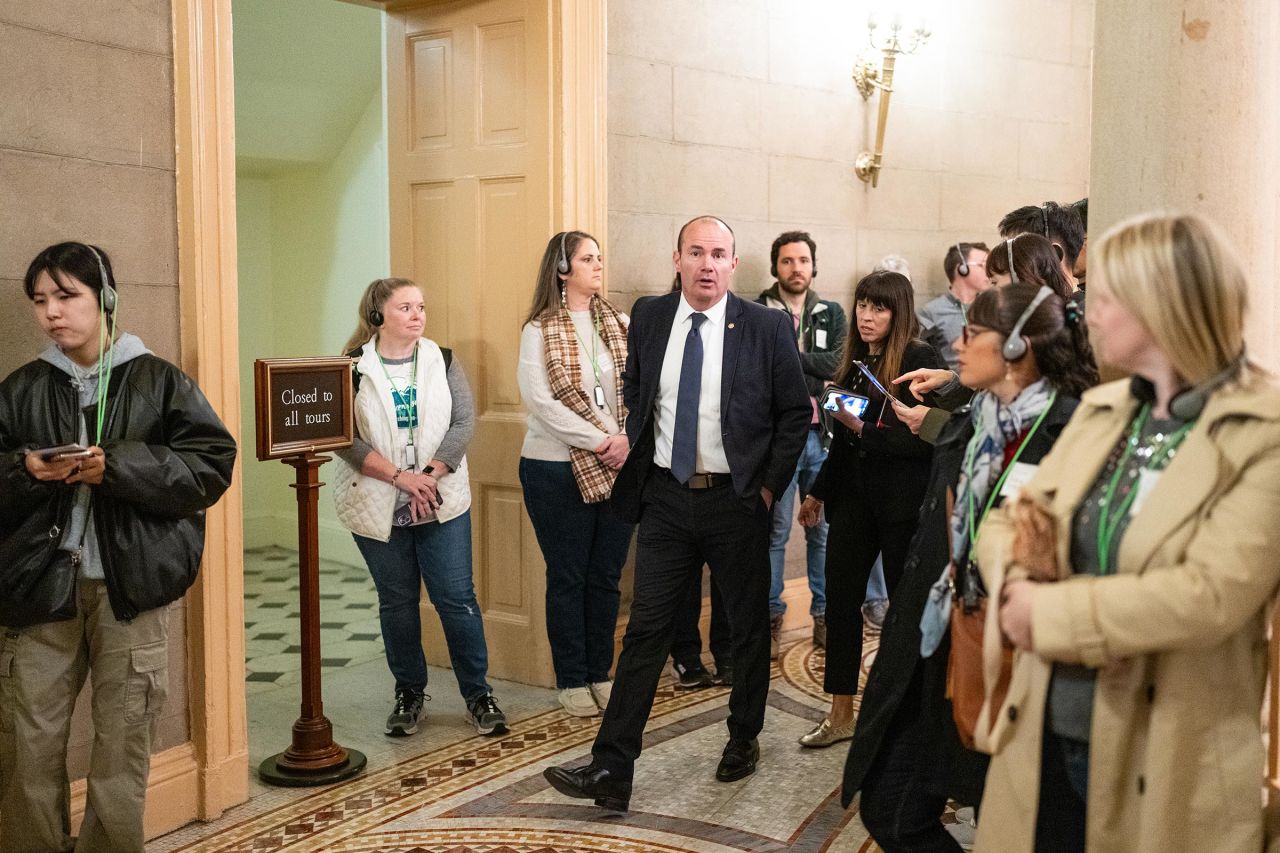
[540,297,629,503]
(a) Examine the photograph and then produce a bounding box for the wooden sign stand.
[255,358,365,787]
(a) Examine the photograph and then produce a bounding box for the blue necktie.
[670,312,707,484]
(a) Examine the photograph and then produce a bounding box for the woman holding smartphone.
[843,281,1096,852]
[0,242,236,851]
[797,270,940,747]
[334,278,507,740]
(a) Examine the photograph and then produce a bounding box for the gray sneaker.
[467,694,508,736]
[811,613,827,649]
[385,689,425,737]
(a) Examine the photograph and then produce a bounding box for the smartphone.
[32,444,91,462]
[820,388,870,418]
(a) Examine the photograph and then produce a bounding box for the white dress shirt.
[653,292,730,474]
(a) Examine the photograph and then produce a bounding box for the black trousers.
[860,671,965,853]
[823,498,916,695]
[592,472,772,779]
[1035,726,1087,852]
[669,564,731,668]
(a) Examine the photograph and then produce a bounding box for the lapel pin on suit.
[728,323,735,329]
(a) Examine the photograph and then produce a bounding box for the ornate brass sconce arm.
[854,21,929,188]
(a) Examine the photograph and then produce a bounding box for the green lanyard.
[1096,404,1194,575]
[569,308,609,410]
[376,343,418,442]
[965,391,1057,548]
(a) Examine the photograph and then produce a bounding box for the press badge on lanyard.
[392,386,419,469]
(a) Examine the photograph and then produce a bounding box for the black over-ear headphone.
[84,244,118,314]
[953,243,969,278]
[1001,284,1052,361]
[1131,355,1246,422]
[556,232,570,276]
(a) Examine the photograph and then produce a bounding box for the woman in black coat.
[842,281,1097,852]
[797,271,940,747]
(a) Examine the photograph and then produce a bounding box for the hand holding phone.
[820,387,870,418]
[25,445,90,482]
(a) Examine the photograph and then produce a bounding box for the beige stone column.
[1090,0,1280,789]
[1089,0,1280,366]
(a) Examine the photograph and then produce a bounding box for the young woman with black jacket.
[0,242,236,852]
[797,270,941,747]
[842,281,1097,852]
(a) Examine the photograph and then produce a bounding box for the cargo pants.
[0,579,169,853]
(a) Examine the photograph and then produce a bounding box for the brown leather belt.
[659,467,731,489]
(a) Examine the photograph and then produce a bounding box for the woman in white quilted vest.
[335,277,506,739]
[517,231,634,718]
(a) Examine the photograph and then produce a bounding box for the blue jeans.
[354,511,492,703]
[768,429,828,617]
[519,458,634,688]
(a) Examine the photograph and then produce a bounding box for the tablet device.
[820,387,870,418]
[852,360,894,398]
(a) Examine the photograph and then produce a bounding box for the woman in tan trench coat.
[971,212,1280,853]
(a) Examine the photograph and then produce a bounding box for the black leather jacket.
[0,354,237,622]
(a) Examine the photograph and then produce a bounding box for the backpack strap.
[345,346,363,394]
[347,345,451,394]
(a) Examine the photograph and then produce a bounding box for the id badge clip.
[593,385,607,409]
[404,444,418,470]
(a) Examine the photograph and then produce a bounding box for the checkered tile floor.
[242,546,384,693]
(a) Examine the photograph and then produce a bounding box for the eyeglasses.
[960,324,1001,345]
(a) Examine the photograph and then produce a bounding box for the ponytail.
[343,277,416,354]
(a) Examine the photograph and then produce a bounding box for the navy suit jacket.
[611,291,812,522]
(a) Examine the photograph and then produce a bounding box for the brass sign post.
[253,357,366,786]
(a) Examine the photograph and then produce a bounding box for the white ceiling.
[232,0,382,175]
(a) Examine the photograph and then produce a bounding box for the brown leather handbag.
[947,585,1012,751]
[943,489,1013,751]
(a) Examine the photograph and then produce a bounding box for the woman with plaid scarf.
[518,231,634,718]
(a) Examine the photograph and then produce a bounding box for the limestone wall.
[606,0,1096,309]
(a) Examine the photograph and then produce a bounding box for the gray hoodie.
[38,333,151,580]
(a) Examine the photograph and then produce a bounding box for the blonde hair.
[343,277,419,354]
[1092,212,1247,385]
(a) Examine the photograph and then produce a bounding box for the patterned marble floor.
[150,621,970,853]
[243,546,384,694]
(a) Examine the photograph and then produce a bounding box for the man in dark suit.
[543,215,811,811]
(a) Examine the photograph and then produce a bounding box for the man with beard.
[755,231,846,653]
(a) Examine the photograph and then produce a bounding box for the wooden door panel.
[389,0,552,686]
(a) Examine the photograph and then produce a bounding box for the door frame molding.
[170,0,250,828]
[154,0,607,834]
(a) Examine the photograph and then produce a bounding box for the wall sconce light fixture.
[852,13,930,187]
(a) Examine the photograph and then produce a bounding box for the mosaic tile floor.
[150,611,971,853]
[243,546,384,694]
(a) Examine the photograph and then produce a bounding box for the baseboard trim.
[68,742,200,840]
[243,512,364,568]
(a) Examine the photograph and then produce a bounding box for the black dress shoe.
[715,737,759,782]
[543,763,632,811]
[712,663,733,686]
[673,659,714,688]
